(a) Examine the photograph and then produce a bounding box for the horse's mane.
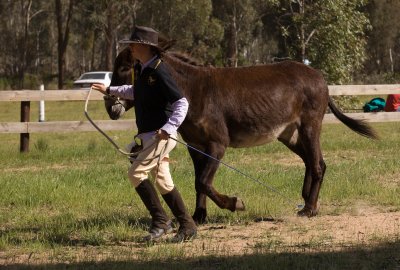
[157,35,206,67]
[167,52,205,67]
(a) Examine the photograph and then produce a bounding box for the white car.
[73,71,112,89]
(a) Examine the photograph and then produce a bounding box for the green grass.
[0,100,400,268]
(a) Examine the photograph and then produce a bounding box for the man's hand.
[91,83,107,95]
[157,129,169,140]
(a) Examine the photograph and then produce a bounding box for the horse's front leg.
[188,147,208,224]
[188,142,245,224]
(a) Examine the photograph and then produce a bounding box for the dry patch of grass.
[1,164,80,173]
[1,204,399,267]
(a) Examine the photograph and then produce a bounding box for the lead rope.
[168,137,303,209]
[85,87,301,210]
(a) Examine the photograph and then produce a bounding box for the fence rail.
[0,120,135,133]
[1,85,400,152]
[1,84,400,102]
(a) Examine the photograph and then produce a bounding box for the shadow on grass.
[2,240,400,270]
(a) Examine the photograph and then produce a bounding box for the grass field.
[0,100,400,269]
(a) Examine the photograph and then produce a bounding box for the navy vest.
[133,58,183,134]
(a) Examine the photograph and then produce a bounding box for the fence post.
[20,100,30,153]
[39,84,45,122]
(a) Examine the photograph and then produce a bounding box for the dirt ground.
[193,203,400,255]
[1,203,400,267]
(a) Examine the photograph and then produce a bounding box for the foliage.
[265,0,370,84]
[0,0,399,88]
[309,0,370,84]
[365,0,400,74]
[22,73,41,89]
[0,77,11,90]
[138,0,224,64]
[211,0,259,66]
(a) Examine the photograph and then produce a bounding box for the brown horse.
[108,46,377,224]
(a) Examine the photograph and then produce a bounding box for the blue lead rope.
[169,137,302,209]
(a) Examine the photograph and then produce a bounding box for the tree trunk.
[105,3,115,71]
[55,0,74,89]
[90,30,97,71]
[19,0,32,89]
[226,1,238,67]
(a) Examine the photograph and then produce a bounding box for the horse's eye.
[119,66,131,73]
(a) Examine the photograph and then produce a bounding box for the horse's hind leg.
[188,142,245,224]
[279,124,326,217]
[297,125,326,217]
[278,138,311,201]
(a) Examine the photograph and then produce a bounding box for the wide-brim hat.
[119,26,160,48]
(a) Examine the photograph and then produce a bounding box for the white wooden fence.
[1,85,400,152]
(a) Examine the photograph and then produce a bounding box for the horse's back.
[208,61,327,108]
[205,61,329,147]
[209,60,328,116]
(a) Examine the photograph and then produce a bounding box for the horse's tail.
[328,96,379,139]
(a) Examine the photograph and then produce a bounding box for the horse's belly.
[230,122,298,148]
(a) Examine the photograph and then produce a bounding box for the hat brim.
[119,39,138,44]
[119,39,159,48]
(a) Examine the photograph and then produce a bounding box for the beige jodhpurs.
[128,134,177,195]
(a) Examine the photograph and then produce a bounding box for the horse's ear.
[158,33,176,51]
[162,39,177,51]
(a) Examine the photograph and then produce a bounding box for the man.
[92,26,197,242]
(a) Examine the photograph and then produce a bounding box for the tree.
[365,0,400,75]
[308,0,370,84]
[84,0,140,71]
[137,0,223,65]
[1,0,397,88]
[55,0,74,89]
[269,0,370,84]
[0,1,45,88]
[212,0,258,66]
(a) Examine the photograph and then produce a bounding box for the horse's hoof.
[235,197,246,211]
[297,207,318,217]
[192,209,207,225]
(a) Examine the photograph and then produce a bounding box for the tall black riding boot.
[135,179,172,241]
[162,187,197,242]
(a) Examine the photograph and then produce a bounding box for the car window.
[80,73,106,80]
[108,73,113,79]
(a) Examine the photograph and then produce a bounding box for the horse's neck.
[163,54,205,99]
[163,53,200,74]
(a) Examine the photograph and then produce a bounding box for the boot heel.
[162,188,197,242]
[135,180,171,242]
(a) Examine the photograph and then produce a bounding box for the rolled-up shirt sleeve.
[161,97,189,135]
[108,85,134,100]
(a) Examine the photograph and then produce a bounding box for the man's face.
[129,43,148,61]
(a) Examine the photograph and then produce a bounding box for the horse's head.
[110,47,135,86]
[104,47,135,120]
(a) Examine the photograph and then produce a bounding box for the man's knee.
[155,181,174,195]
[154,160,174,194]
[128,166,147,188]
